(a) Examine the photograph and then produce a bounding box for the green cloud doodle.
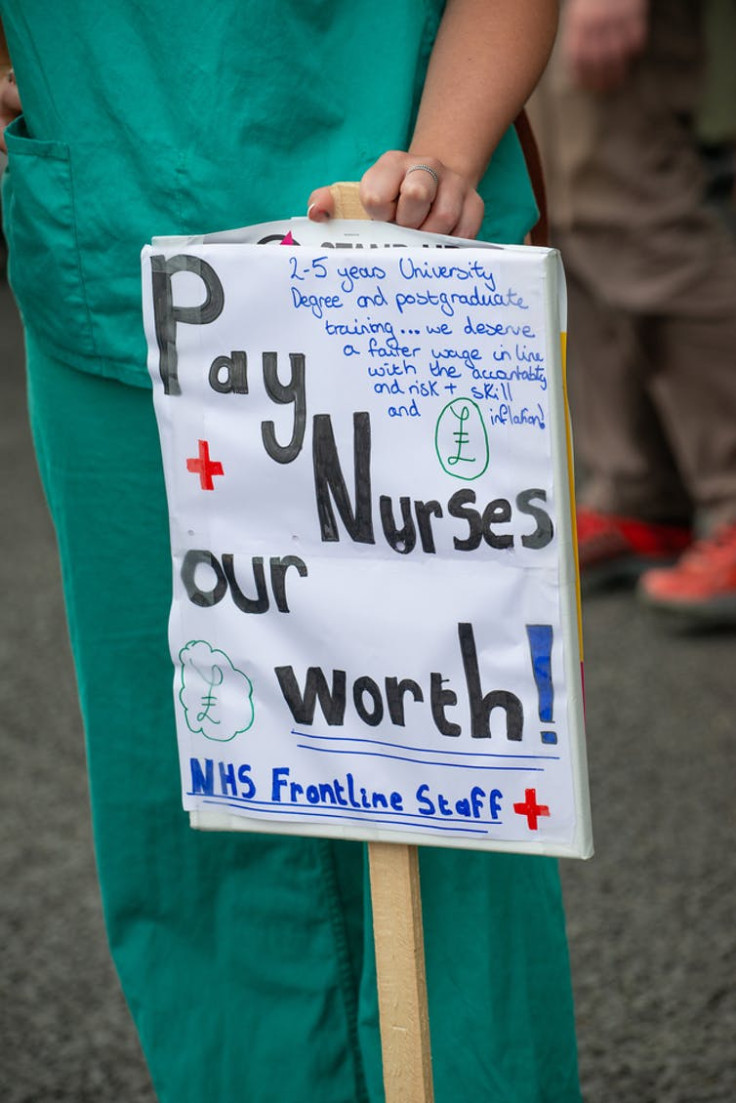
[178,640,254,741]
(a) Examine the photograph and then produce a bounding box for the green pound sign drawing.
[435,397,489,480]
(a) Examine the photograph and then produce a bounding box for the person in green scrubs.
[0,3,582,1100]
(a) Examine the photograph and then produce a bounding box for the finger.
[573,25,633,92]
[360,151,406,222]
[7,86,21,115]
[625,16,647,55]
[413,181,464,236]
[0,71,21,111]
[444,192,485,241]
[0,73,22,152]
[395,163,441,229]
[306,186,334,222]
[578,52,628,92]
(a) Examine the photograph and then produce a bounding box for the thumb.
[306,186,334,222]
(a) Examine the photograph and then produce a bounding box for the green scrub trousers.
[23,333,581,1103]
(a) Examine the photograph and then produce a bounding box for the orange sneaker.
[638,521,736,624]
[576,508,692,590]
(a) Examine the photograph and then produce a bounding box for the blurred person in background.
[698,0,736,233]
[530,0,736,627]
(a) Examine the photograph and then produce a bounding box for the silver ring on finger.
[405,163,440,188]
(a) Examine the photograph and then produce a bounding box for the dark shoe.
[638,521,736,626]
[576,508,692,591]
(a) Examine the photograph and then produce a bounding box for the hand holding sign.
[308,153,485,238]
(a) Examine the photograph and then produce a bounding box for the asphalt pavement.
[1,276,734,1102]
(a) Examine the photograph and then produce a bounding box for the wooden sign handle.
[328,180,372,221]
[328,180,435,1103]
[368,842,435,1103]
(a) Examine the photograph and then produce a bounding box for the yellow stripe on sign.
[560,331,584,659]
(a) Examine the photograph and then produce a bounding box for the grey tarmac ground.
[1,276,734,1103]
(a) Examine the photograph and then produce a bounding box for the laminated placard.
[141,218,592,858]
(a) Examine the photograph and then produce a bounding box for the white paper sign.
[142,218,592,858]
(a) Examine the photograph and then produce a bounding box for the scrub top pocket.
[2,116,96,358]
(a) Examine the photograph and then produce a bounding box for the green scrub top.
[0,0,537,387]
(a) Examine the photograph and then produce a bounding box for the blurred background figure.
[529,0,736,627]
[698,0,736,233]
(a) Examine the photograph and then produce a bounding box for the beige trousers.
[530,0,736,528]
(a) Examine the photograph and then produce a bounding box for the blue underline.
[189,791,503,827]
[199,797,494,834]
[292,728,559,761]
[296,743,544,771]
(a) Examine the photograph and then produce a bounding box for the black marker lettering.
[261,352,306,463]
[313,412,374,544]
[209,350,248,394]
[517,488,554,549]
[181,549,227,607]
[459,622,523,739]
[150,254,224,395]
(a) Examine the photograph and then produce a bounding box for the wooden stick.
[328,180,435,1103]
[328,180,372,221]
[368,842,435,1103]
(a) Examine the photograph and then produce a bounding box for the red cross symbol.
[513,788,550,831]
[186,440,224,490]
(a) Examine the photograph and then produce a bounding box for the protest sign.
[141,218,592,859]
